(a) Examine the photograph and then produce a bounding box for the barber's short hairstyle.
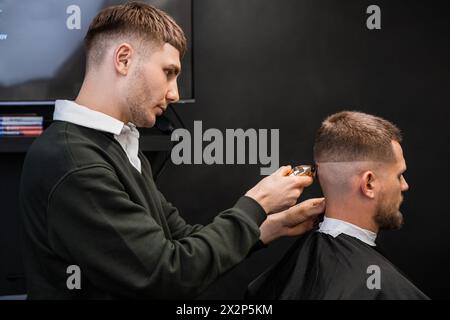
[84,1,186,70]
[314,111,402,163]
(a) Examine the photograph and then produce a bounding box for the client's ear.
[360,171,376,199]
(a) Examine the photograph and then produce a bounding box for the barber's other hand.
[245,165,313,215]
[259,197,325,244]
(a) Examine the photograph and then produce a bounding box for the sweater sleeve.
[157,190,204,239]
[46,165,266,299]
[158,190,267,241]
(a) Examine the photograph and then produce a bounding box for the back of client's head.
[314,111,402,163]
[313,111,407,231]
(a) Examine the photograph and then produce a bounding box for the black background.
[1,0,449,299]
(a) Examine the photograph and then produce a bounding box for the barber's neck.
[323,196,379,233]
[75,73,128,124]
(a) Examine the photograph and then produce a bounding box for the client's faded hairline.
[313,110,402,164]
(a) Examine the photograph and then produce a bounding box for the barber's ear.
[360,171,376,199]
[114,43,133,76]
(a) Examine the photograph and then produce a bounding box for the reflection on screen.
[0,0,193,103]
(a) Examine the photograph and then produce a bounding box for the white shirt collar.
[54,99,124,135]
[53,100,142,173]
[318,217,377,246]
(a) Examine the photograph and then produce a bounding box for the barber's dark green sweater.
[19,121,266,299]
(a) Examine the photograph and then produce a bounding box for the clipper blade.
[289,165,316,178]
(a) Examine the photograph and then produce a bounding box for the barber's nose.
[167,81,179,104]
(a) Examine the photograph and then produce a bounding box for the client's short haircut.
[314,111,402,163]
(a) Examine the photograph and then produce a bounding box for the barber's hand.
[259,198,325,244]
[245,165,313,215]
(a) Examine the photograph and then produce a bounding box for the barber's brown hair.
[314,111,402,162]
[84,1,186,69]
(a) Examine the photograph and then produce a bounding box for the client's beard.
[374,193,404,230]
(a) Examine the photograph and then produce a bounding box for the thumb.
[274,165,292,176]
[291,175,314,188]
[285,214,318,237]
[294,197,326,218]
[283,197,325,227]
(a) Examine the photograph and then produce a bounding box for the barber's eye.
[164,69,174,77]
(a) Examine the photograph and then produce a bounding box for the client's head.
[313,111,409,232]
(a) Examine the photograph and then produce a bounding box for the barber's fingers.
[290,175,314,188]
[293,197,326,218]
[274,165,292,176]
[284,208,322,237]
[274,165,315,187]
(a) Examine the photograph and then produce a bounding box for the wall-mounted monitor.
[0,0,194,105]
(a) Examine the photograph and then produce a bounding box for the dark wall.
[0,155,26,295]
[155,0,450,299]
[1,0,449,299]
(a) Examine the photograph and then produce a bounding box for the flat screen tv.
[0,0,194,105]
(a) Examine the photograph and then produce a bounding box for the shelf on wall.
[1,106,178,154]
[0,134,174,153]
[0,137,36,153]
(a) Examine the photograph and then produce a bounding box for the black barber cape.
[246,231,429,300]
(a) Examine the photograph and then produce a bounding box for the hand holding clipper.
[288,165,316,178]
[245,165,314,215]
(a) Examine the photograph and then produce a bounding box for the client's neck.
[324,197,378,233]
